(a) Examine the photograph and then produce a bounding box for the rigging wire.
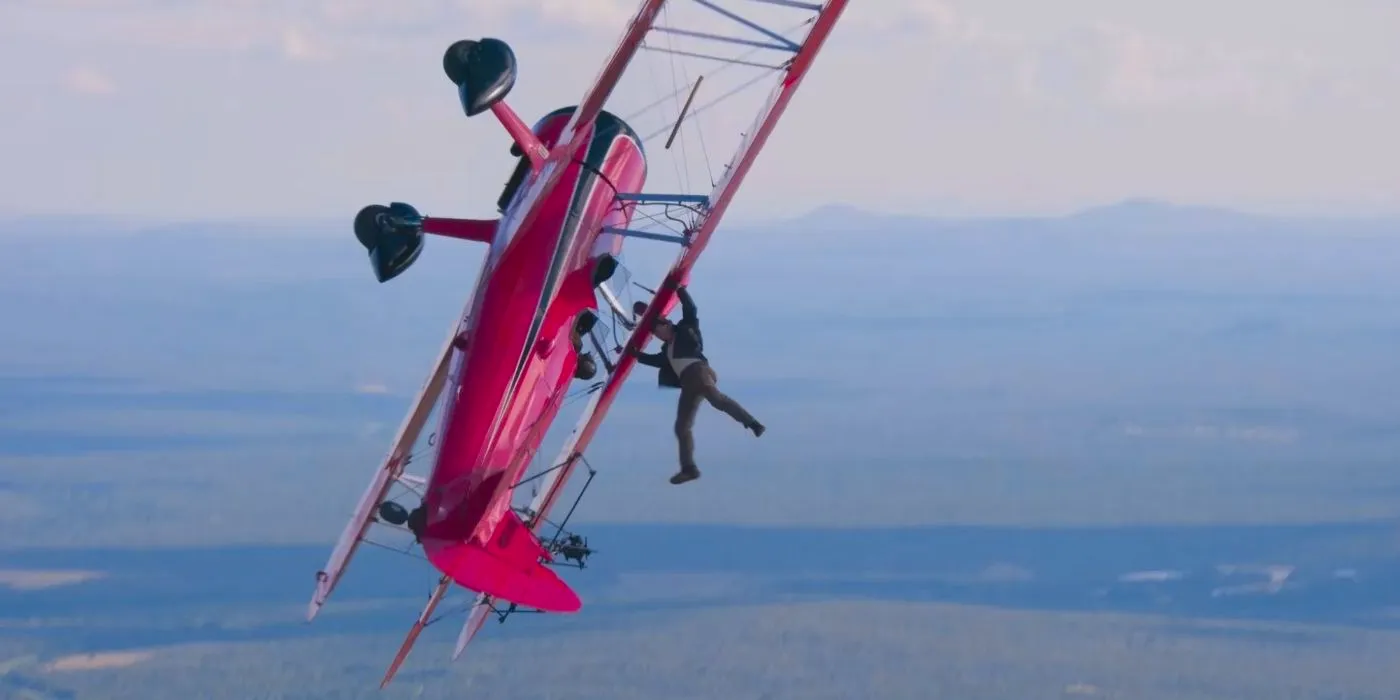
[660,2,695,197]
[671,37,716,192]
[640,68,778,142]
[621,17,813,124]
[640,27,688,191]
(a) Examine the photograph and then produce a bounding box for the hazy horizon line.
[3,196,1398,231]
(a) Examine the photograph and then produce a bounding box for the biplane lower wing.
[306,308,462,622]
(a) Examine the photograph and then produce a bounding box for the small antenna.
[664,76,704,150]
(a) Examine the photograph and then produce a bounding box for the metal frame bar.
[652,25,793,52]
[692,0,802,52]
[640,44,785,69]
[597,282,636,329]
[748,0,822,9]
[602,226,690,245]
[587,327,616,374]
[616,192,711,204]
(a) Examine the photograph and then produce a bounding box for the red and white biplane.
[306,0,848,687]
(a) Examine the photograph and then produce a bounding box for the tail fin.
[422,510,581,613]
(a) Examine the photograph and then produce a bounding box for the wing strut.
[380,575,454,688]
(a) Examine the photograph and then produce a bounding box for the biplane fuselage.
[417,106,646,612]
[313,1,849,686]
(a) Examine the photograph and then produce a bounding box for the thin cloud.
[4,0,643,56]
[64,66,116,95]
[869,3,1359,113]
[1021,21,1340,112]
[280,26,332,61]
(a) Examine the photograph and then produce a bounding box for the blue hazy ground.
[3,202,1400,698]
[5,519,1399,649]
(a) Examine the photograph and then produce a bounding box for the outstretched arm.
[675,284,697,325]
[629,347,664,367]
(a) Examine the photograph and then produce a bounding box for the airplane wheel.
[377,501,410,526]
[591,254,619,287]
[574,309,599,337]
[406,507,426,540]
[354,204,390,250]
[575,353,597,381]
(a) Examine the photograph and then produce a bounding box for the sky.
[1,0,1397,220]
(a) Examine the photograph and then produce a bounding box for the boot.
[669,464,700,485]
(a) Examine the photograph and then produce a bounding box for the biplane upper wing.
[655,0,851,298]
[449,0,850,664]
[547,0,849,525]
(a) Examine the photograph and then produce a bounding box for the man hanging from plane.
[629,279,765,485]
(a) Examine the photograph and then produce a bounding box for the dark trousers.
[675,361,756,468]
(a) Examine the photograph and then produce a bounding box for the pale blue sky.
[2,0,1397,220]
